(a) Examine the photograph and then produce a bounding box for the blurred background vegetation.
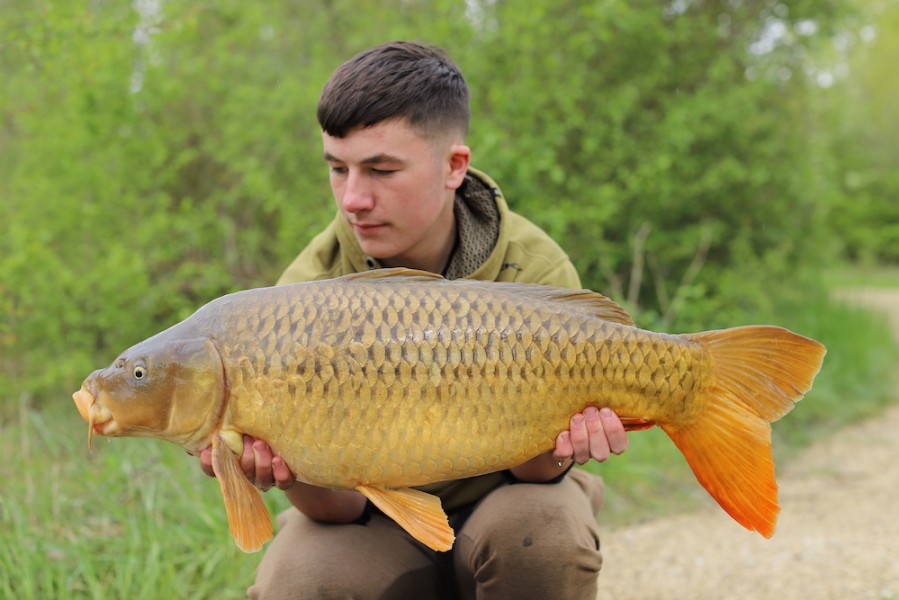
[2,0,898,597]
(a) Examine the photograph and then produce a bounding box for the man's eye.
[329,166,347,175]
[372,169,396,176]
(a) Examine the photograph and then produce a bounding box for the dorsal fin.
[338,268,635,327]
[460,281,636,327]
[539,288,635,326]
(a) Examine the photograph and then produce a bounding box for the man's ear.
[446,144,471,190]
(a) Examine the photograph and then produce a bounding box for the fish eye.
[133,365,147,380]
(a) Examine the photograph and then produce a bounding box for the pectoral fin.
[211,434,273,553]
[356,485,454,552]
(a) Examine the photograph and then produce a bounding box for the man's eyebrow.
[322,151,404,165]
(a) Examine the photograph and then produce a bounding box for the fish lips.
[72,380,96,422]
[72,376,117,448]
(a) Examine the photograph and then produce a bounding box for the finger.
[600,408,629,455]
[569,413,590,464]
[272,456,296,490]
[553,430,574,461]
[239,435,256,480]
[253,439,275,489]
[199,446,215,478]
[585,407,612,462]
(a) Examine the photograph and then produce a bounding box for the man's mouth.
[352,222,387,235]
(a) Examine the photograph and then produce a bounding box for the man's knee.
[464,485,602,562]
[453,478,604,598]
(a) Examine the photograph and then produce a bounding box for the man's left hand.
[554,407,628,464]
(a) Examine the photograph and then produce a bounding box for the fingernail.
[586,407,599,420]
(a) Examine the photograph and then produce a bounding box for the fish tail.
[660,325,826,538]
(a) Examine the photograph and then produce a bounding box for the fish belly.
[211,277,704,489]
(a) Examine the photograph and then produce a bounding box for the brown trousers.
[248,469,605,600]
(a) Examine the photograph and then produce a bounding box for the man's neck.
[381,212,457,274]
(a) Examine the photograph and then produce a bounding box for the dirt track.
[597,289,899,600]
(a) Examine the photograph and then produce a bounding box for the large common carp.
[72,269,825,553]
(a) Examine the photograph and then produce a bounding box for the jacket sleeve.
[528,257,581,289]
[276,221,345,285]
[497,213,582,289]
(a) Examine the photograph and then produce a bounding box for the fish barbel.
[72,269,826,552]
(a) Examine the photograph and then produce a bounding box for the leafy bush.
[0,0,890,415]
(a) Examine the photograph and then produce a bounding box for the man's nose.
[340,172,375,213]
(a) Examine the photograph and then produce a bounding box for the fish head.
[73,336,224,450]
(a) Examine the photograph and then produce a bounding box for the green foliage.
[823,1,899,264]
[770,295,899,447]
[1,0,891,410]
[457,0,857,330]
[0,1,475,410]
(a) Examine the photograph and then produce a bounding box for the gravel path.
[597,289,899,600]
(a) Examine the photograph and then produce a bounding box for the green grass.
[0,397,291,599]
[2,272,897,597]
[821,263,899,288]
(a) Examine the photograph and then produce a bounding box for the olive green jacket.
[276,167,580,511]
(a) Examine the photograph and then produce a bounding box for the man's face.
[322,119,469,272]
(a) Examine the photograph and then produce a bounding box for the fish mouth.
[72,386,115,450]
[72,387,93,421]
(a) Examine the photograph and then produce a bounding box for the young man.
[201,41,628,599]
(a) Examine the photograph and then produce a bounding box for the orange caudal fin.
[356,485,455,552]
[661,326,826,538]
[211,435,273,552]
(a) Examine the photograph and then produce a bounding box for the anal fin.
[211,435,273,552]
[356,485,454,552]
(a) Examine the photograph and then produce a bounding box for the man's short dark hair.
[317,41,470,139]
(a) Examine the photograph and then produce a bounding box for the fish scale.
[73,268,826,552]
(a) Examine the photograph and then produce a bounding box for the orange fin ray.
[211,435,273,552]
[664,325,826,538]
[620,417,656,432]
[356,485,454,552]
[663,403,780,536]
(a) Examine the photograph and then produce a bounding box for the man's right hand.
[198,435,296,491]
[198,435,367,523]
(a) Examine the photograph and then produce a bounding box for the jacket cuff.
[503,462,575,485]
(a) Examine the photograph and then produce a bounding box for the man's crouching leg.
[452,469,605,600]
[248,507,447,600]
